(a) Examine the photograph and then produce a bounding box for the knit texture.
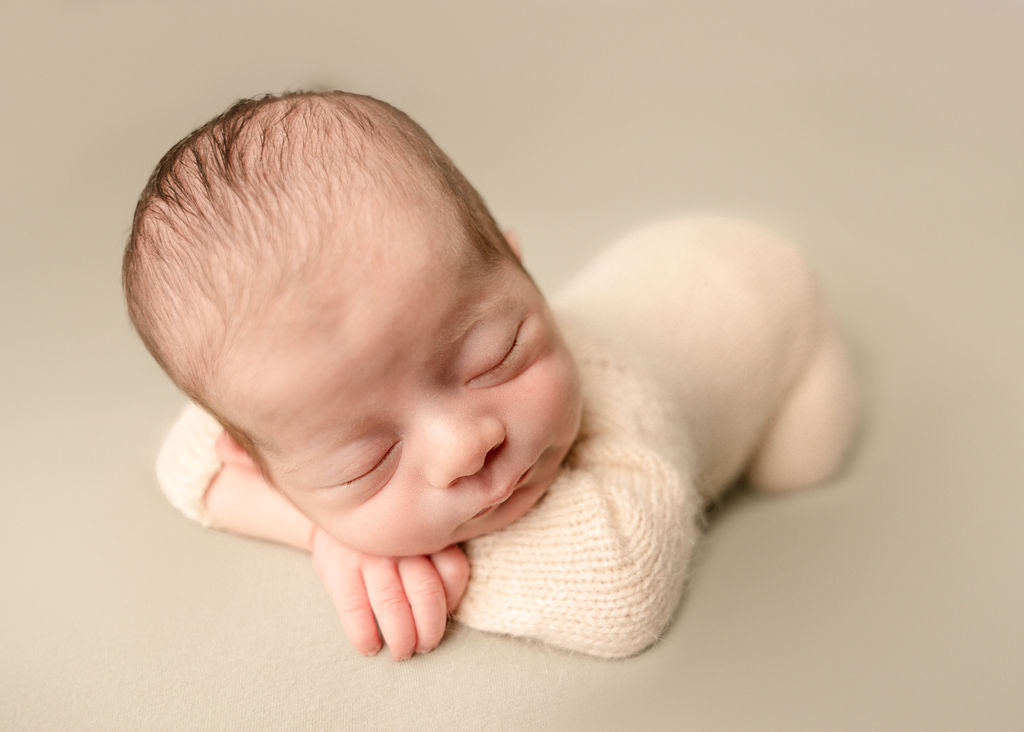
[156,402,222,527]
[454,330,701,658]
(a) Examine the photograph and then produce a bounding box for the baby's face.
[219,213,582,557]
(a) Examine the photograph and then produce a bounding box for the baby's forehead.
[215,231,514,445]
[311,206,489,284]
[252,207,492,332]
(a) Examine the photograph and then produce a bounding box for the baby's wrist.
[306,523,320,553]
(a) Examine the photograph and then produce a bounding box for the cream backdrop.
[2,1,1022,729]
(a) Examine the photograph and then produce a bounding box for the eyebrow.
[436,305,487,359]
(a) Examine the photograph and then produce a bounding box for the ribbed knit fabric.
[454,330,701,658]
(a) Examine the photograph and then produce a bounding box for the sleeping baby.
[123,90,860,660]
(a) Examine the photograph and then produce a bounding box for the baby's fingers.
[363,559,418,661]
[397,556,448,654]
[430,544,471,613]
[318,564,381,657]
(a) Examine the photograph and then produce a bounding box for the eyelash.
[490,328,522,374]
[472,323,525,385]
[341,442,399,487]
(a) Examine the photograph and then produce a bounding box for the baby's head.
[124,91,582,556]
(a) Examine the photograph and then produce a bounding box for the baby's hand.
[310,528,470,660]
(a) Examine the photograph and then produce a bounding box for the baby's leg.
[554,215,861,498]
[746,312,860,493]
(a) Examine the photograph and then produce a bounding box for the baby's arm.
[456,344,702,659]
[157,403,469,659]
[205,448,315,551]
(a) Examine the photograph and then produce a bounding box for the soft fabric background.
[2,1,1021,729]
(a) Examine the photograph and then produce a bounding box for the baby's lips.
[473,462,536,518]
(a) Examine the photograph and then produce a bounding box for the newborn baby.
[124,90,860,660]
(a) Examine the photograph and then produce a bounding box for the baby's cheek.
[533,352,581,430]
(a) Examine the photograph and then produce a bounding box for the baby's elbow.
[574,568,689,659]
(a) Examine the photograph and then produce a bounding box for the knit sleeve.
[455,346,702,659]
[155,402,224,527]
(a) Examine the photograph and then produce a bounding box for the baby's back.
[554,217,856,500]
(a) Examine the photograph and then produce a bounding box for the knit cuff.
[155,402,224,527]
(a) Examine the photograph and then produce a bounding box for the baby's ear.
[215,430,257,469]
[503,229,523,262]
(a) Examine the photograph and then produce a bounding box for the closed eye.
[469,321,526,386]
[335,442,400,488]
[491,327,521,372]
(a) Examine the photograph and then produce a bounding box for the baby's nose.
[424,412,505,488]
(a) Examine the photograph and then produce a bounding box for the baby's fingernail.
[363,645,380,657]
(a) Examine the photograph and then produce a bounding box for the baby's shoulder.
[555,323,692,471]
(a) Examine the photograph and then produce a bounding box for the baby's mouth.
[471,504,499,520]
[472,464,535,519]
